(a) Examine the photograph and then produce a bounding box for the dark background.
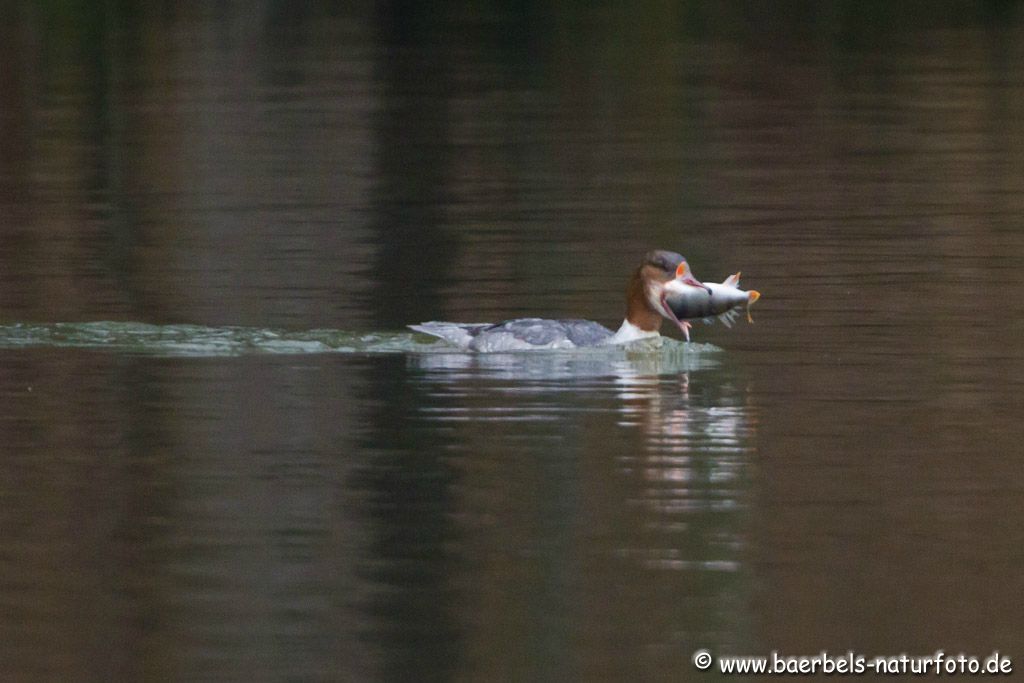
[2,2,1023,681]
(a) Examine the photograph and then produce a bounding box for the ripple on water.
[0,322,723,370]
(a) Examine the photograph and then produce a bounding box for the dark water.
[3,2,1024,681]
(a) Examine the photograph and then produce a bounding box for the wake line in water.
[0,322,721,358]
[0,321,433,356]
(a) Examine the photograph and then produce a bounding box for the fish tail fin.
[746,290,761,323]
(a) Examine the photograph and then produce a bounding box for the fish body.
[664,272,760,329]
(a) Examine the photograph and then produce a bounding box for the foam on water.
[0,321,721,365]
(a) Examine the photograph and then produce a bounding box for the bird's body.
[409,250,757,351]
[409,318,615,352]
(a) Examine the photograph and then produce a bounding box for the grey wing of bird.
[560,319,614,347]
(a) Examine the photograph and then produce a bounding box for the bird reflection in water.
[404,348,757,667]
[613,368,756,575]
[409,349,755,576]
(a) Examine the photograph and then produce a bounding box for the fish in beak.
[659,292,694,341]
[652,260,713,341]
[664,271,762,336]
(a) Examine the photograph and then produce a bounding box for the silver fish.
[662,272,761,340]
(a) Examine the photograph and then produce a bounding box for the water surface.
[2,2,1024,681]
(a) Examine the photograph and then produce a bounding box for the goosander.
[409,250,711,352]
[663,272,761,337]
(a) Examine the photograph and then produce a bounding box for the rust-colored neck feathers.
[624,266,664,333]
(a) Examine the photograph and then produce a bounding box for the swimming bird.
[409,250,711,352]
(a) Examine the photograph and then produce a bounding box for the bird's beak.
[675,262,712,295]
[688,276,713,295]
[659,291,694,341]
